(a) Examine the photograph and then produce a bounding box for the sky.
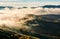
[0,0,60,2]
[0,0,60,7]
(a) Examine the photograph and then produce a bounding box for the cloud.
[0,2,60,7]
[0,2,40,7]
[0,0,41,2]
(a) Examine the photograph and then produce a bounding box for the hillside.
[0,8,60,39]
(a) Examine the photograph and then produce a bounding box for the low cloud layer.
[0,7,60,32]
[0,2,60,7]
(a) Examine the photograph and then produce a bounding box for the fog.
[0,7,60,32]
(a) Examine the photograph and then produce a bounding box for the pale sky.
[0,0,60,2]
[0,0,60,7]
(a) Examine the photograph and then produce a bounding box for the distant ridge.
[0,6,13,9]
[42,5,60,8]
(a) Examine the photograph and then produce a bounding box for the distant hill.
[0,6,13,10]
[42,5,60,8]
